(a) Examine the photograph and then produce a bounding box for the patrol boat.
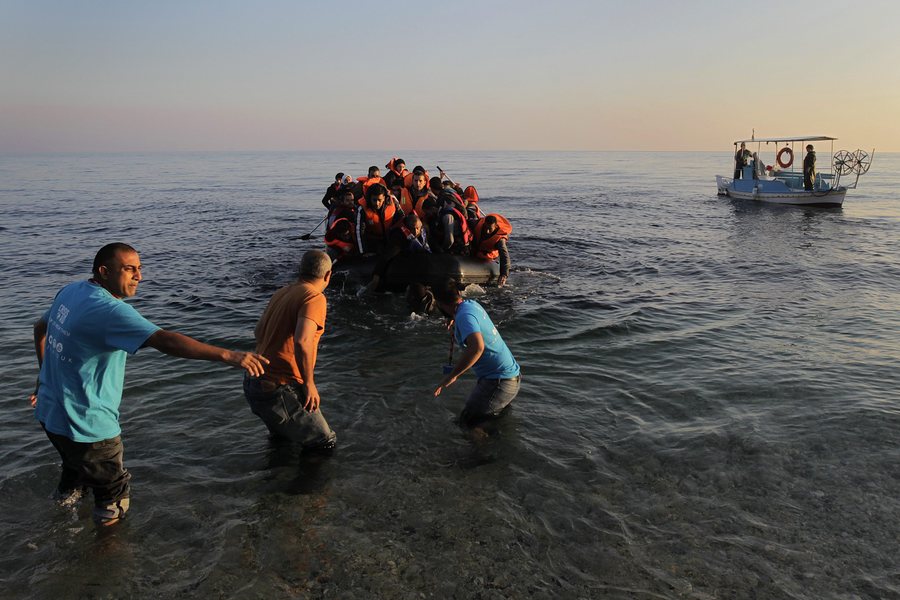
[715,135,873,207]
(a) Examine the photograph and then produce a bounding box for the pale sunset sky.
[2,0,898,153]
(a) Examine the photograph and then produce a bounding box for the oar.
[300,215,328,240]
[436,165,455,186]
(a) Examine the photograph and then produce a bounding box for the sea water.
[0,151,898,598]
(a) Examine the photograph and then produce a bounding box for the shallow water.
[1,151,898,599]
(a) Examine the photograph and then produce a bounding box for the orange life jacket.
[472,214,512,261]
[397,188,416,215]
[463,185,483,218]
[385,158,409,179]
[360,176,387,194]
[403,170,431,190]
[324,217,356,255]
[358,198,398,239]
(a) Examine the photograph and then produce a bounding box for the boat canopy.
[733,135,837,144]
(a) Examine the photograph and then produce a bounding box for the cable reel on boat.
[776,147,794,168]
[853,149,872,175]
[832,150,856,175]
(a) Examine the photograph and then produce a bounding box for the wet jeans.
[42,424,131,523]
[243,375,337,450]
[460,375,521,425]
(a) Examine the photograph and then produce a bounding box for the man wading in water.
[432,279,521,426]
[243,250,337,451]
[31,242,269,526]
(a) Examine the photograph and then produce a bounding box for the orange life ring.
[777,147,794,168]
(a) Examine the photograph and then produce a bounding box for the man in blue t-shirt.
[31,242,269,526]
[432,280,521,425]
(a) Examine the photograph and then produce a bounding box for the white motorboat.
[716,135,873,207]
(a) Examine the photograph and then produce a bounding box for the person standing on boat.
[321,172,345,208]
[803,144,816,191]
[734,143,752,179]
[30,242,269,526]
[432,279,521,426]
[243,250,337,451]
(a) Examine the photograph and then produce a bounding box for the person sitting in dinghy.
[383,157,409,190]
[355,183,404,255]
[471,214,512,287]
[433,189,472,255]
[324,217,358,263]
[364,213,432,293]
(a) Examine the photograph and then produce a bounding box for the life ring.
[777,147,794,168]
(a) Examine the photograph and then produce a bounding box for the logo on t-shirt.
[56,304,70,325]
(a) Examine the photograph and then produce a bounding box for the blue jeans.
[243,376,336,450]
[461,375,521,425]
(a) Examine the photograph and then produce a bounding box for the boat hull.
[332,252,500,291]
[716,175,846,207]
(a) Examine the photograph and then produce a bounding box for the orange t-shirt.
[254,281,326,385]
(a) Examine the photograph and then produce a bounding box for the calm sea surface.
[0,151,898,599]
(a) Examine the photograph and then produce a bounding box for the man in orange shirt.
[243,250,336,450]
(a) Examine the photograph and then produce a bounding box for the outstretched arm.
[144,330,268,376]
[497,239,511,286]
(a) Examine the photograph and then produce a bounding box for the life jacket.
[324,217,357,256]
[463,185,483,219]
[359,176,387,194]
[403,170,430,190]
[472,214,512,261]
[397,188,415,215]
[358,197,399,240]
[384,158,409,186]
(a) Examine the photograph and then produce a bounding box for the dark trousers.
[244,376,336,449]
[42,425,130,506]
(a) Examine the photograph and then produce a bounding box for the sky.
[2,0,898,152]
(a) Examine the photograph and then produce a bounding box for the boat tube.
[331,252,499,291]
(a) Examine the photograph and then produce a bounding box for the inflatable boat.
[331,252,499,292]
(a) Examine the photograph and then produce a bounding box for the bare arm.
[144,330,268,377]
[29,318,48,406]
[497,238,511,286]
[33,318,47,367]
[294,316,321,411]
[434,332,484,397]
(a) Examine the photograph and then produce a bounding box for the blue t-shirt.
[35,280,160,442]
[454,299,520,380]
